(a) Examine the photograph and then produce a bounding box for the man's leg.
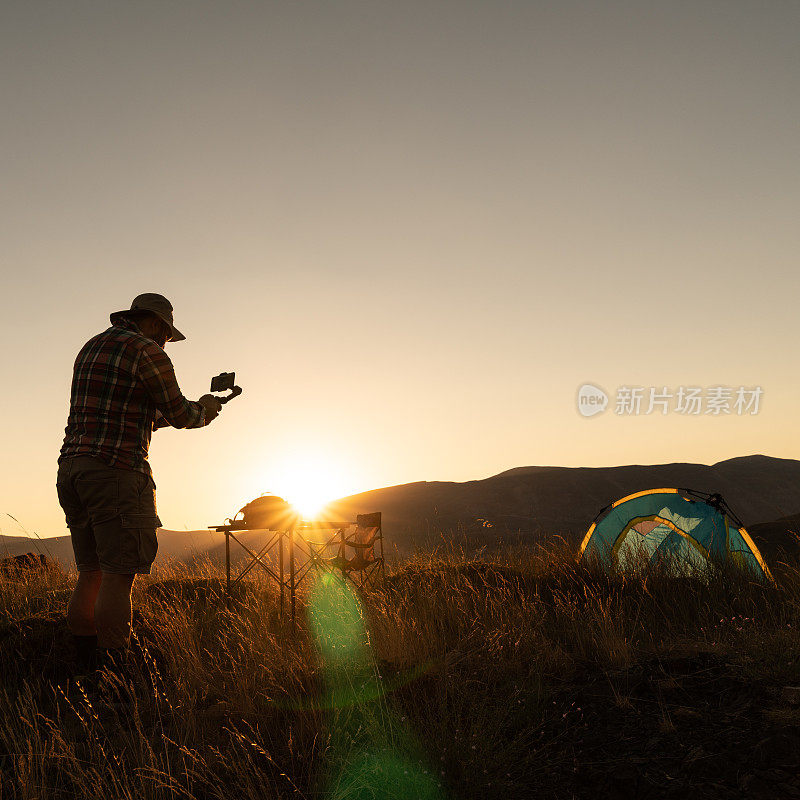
[66,569,102,676]
[95,572,136,650]
[95,573,137,695]
[58,458,106,676]
[91,573,137,703]
[67,570,102,635]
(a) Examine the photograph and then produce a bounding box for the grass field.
[1,542,800,799]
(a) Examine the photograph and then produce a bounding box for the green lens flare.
[333,751,441,800]
[307,572,445,799]
[308,571,369,667]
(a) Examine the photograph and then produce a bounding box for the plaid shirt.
[60,317,205,475]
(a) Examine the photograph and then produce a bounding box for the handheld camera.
[210,372,243,404]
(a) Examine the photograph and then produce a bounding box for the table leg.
[289,527,296,629]
[279,532,285,619]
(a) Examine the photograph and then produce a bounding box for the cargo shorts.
[56,455,162,574]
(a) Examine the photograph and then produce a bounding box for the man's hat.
[110,293,186,342]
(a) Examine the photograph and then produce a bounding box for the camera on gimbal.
[210,372,243,404]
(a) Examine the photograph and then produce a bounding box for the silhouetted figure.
[56,294,223,687]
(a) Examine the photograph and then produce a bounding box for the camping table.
[208,520,351,624]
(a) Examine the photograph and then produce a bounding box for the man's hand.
[198,394,223,424]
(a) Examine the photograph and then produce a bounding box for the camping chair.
[293,513,385,589]
[337,512,385,587]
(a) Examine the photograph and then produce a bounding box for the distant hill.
[0,527,351,570]
[0,529,226,569]
[327,454,800,548]
[6,455,800,567]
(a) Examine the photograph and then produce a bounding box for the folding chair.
[338,512,385,588]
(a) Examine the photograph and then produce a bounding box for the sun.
[266,451,357,520]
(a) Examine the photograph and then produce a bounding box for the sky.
[2,0,799,538]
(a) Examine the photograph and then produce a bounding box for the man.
[57,293,223,683]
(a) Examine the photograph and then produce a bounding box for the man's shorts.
[56,455,162,574]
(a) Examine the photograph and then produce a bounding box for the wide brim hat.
[110,293,186,342]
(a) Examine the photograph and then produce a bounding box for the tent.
[578,488,773,582]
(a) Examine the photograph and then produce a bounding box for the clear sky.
[2,1,799,538]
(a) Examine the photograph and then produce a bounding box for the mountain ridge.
[6,454,800,567]
[326,454,800,547]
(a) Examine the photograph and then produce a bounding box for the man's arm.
[136,343,206,429]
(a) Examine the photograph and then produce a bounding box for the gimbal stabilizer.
[210,372,243,404]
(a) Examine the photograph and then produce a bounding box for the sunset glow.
[4,1,800,542]
[266,452,358,520]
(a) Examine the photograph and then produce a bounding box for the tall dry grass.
[1,542,799,799]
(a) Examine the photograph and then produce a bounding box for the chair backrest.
[356,512,381,528]
[344,513,382,569]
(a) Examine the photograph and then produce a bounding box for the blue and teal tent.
[578,488,773,582]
